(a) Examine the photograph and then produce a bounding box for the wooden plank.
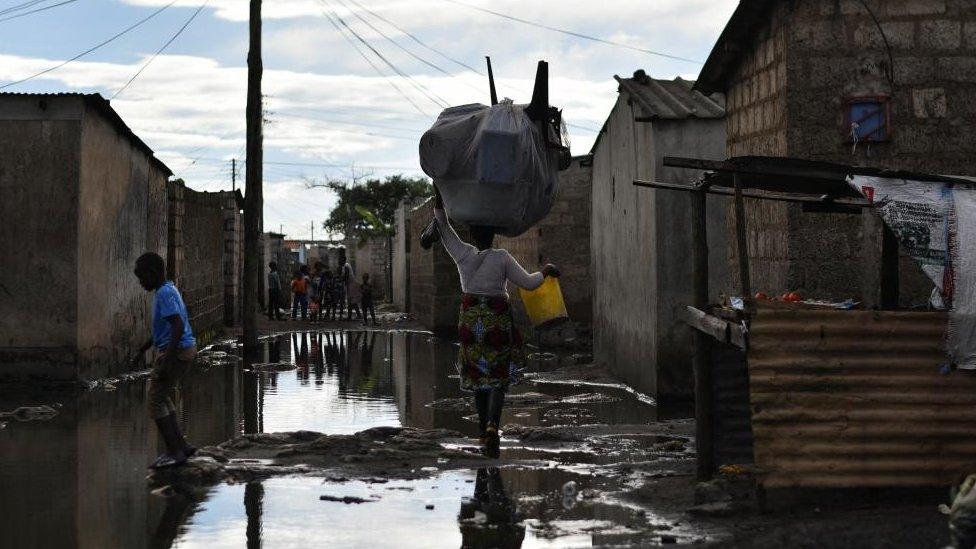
[633,180,871,207]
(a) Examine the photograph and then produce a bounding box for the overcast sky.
[1,0,737,239]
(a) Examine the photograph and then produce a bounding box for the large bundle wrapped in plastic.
[418,99,568,237]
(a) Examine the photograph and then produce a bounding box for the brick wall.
[721,0,976,303]
[167,181,226,337]
[408,199,466,333]
[350,237,391,302]
[222,194,242,326]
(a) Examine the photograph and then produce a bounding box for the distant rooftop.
[614,70,726,120]
[0,92,173,177]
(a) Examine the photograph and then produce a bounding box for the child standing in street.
[133,252,197,469]
[267,261,283,320]
[360,273,377,326]
[291,270,309,320]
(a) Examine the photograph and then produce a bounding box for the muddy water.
[0,330,664,548]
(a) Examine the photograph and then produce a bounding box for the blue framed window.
[845,96,890,142]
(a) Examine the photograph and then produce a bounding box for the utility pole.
[231,158,236,192]
[242,0,263,351]
[310,220,314,243]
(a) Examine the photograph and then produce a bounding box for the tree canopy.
[320,174,432,239]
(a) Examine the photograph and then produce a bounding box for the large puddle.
[0,330,672,548]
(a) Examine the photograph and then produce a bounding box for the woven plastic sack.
[418,100,565,237]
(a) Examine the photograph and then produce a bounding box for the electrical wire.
[0,0,51,17]
[343,0,483,76]
[111,0,210,99]
[0,0,177,90]
[320,0,449,108]
[319,5,429,117]
[442,0,702,64]
[0,0,80,23]
[334,0,449,77]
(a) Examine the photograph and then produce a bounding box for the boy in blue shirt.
[133,252,197,468]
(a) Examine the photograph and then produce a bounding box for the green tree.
[315,174,432,239]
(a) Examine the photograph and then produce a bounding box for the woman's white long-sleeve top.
[434,207,544,298]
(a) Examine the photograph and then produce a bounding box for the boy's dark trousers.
[268,288,283,320]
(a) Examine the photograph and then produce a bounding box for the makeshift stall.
[634,156,976,489]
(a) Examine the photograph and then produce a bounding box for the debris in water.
[319,495,378,504]
[562,481,578,498]
[0,405,59,422]
[425,503,435,510]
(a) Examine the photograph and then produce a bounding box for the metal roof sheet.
[694,0,778,95]
[614,71,726,120]
[0,92,173,177]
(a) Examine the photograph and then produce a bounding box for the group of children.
[279,260,378,325]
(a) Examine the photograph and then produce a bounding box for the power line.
[318,5,429,117]
[0,0,51,17]
[111,0,210,99]
[335,0,489,97]
[335,0,449,77]
[0,0,177,90]
[344,0,484,76]
[442,0,703,64]
[320,0,449,109]
[0,0,80,23]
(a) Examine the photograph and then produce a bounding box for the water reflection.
[459,467,526,548]
[0,330,661,548]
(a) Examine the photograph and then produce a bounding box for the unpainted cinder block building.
[0,93,171,382]
[590,72,729,401]
[694,0,976,306]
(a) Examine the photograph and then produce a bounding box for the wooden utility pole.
[242,0,263,351]
[231,158,236,192]
[690,186,714,480]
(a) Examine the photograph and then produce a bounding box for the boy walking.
[267,261,283,320]
[361,273,377,326]
[133,252,197,469]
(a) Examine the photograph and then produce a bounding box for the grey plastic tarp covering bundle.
[419,99,567,237]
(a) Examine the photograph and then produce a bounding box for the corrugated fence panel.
[748,307,976,488]
[712,342,754,468]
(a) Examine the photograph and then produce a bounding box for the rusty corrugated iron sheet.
[748,306,976,488]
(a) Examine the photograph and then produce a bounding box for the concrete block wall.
[167,181,226,338]
[351,237,391,302]
[222,195,242,326]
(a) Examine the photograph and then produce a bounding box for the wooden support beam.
[632,180,871,207]
[732,173,751,298]
[683,306,747,351]
[690,188,714,481]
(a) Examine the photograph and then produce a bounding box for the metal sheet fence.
[748,306,976,488]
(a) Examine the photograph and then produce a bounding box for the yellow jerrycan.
[519,276,568,327]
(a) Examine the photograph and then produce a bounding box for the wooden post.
[690,186,714,480]
[242,0,263,351]
[732,173,751,297]
[861,209,900,309]
[881,224,900,308]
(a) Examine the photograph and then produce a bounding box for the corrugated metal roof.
[0,92,173,177]
[747,305,976,488]
[614,71,726,120]
[694,0,778,95]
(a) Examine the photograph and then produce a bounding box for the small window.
[845,96,890,142]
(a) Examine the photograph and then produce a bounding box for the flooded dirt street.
[0,328,953,548]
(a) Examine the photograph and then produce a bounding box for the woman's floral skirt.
[456,294,526,392]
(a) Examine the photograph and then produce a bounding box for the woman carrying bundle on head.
[432,185,559,456]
